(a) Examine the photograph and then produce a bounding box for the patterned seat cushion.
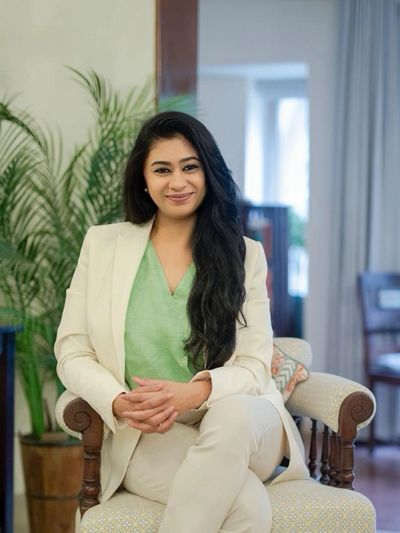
[267,479,375,533]
[79,479,375,533]
[79,492,163,532]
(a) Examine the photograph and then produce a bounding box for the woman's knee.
[202,395,278,437]
[200,396,253,441]
[197,395,283,463]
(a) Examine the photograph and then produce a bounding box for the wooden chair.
[56,339,377,532]
[358,272,400,453]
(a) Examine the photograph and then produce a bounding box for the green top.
[124,240,197,390]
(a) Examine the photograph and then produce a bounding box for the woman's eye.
[154,167,170,174]
[183,164,199,172]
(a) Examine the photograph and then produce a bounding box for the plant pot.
[19,432,83,533]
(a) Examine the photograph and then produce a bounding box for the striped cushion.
[271,343,309,402]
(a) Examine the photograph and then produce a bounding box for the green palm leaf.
[0,68,156,439]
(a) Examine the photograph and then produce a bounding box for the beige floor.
[13,494,29,533]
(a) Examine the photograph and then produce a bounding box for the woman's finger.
[128,410,177,434]
[142,405,176,426]
[157,411,178,434]
[123,404,173,422]
[128,391,173,409]
[124,384,164,399]
[124,390,172,410]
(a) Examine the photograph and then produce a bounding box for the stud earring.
[144,188,148,192]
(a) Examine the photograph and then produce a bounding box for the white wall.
[197,77,248,191]
[198,0,338,372]
[0,0,156,159]
[0,0,156,494]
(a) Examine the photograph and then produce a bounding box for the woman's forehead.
[146,135,198,162]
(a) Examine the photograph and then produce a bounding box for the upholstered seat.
[77,478,375,533]
[79,492,164,533]
[56,338,377,532]
[267,479,375,533]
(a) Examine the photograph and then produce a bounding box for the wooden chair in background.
[358,272,400,453]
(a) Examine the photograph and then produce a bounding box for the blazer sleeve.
[190,241,272,407]
[54,227,127,433]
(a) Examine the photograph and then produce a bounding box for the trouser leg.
[220,469,273,533]
[159,395,285,533]
[123,419,199,504]
[124,429,273,533]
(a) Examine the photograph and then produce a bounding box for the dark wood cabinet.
[239,202,292,337]
[0,325,21,533]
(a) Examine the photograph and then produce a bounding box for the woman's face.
[143,135,207,223]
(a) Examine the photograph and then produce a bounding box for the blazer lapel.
[111,219,154,382]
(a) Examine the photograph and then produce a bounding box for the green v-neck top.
[124,240,197,390]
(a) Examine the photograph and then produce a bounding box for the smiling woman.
[143,136,207,223]
[54,111,309,533]
[141,135,208,293]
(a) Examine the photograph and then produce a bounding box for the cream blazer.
[55,219,309,503]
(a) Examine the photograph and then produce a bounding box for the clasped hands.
[112,376,211,434]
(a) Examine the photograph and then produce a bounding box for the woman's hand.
[131,376,211,415]
[133,376,211,413]
[113,376,212,433]
[112,382,178,433]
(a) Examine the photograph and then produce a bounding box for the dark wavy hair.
[122,111,246,370]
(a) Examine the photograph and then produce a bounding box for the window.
[245,72,309,297]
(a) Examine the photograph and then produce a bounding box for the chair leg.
[368,380,375,455]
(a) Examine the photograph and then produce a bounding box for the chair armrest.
[286,371,376,434]
[286,372,375,490]
[55,390,83,440]
[55,391,104,516]
[274,337,312,367]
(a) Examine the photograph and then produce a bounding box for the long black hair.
[122,111,246,370]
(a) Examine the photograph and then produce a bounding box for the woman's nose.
[168,171,187,190]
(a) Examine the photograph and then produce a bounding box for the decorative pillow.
[271,343,309,402]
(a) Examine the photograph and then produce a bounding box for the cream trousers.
[123,395,286,533]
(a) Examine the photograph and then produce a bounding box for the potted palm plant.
[0,69,154,532]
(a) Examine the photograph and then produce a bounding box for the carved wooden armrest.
[64,398,104,517]
[286,372,375,489]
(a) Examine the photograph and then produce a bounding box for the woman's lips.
[166,192,194,204]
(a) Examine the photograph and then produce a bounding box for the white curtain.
[327,0,400,438]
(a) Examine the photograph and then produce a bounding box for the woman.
[55,111,308,532]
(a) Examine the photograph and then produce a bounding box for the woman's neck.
[151,213,195,249]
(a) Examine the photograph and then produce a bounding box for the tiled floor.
[13,445,400,532]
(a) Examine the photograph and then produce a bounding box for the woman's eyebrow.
[150,160,171,166]
[150,156,200,166]
[180,156,200,163]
